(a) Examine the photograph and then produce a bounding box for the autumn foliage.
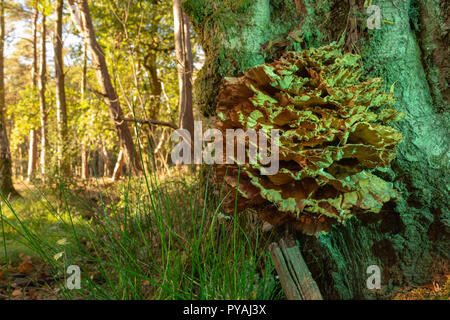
[215,43,405,234]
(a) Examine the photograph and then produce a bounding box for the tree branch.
[123,118,178,130]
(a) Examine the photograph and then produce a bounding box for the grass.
[0,164,282,300]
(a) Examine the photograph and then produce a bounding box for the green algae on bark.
[184,0,449,300]
[183,0,302,116]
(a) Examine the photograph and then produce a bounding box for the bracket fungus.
[214,43,405,234]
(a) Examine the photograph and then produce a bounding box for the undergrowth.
[0,164,282,300]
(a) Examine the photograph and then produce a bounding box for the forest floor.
[0,170,281,300]
[0,172,448,300]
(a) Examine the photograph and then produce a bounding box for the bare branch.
[123,118,178,130]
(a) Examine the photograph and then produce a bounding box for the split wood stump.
[269,238,323,300]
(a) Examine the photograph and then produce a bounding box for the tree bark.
[0,0,18,197]
[27,5,39,181]
[112,149,124,182]
[54,0,69,176]
[173,0,194,143]
[81,42,87,99]
[38,12,47,177]
[79,41,88,180]
[67,0,142,176]
[102,144,113,177]
[143,51,162,119]
[183,0,449,299]
[81,142,89,179]
[27,129,37,181]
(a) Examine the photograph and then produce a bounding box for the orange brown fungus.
[214,43,405,234]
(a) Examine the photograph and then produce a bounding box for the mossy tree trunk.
[183,0,449,299]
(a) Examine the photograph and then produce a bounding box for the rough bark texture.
[183,0,449,299]
[269,238,323,300]
[54,0,69,175]
[0,0,17,197]
[68,0,142,175]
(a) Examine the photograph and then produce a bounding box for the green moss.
[184,0,302,116]
[414,0,448,112]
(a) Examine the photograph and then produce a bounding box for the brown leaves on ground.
[392,275,450,300]
[0,254,58,300]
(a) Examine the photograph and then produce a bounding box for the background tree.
[27,2,38,180]
[0,0,18,197]
[182,0,449,299]
[38,2,47,177]
[4,0,190,181]
[53,0,68,175]
[88,0,180,171]
[67,0,142,175]
[173,0,194,143]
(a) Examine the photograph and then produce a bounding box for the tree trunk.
[54,0,69,176]
[97,149,104,177]
[143,51,162,119]
[67,0,142,176]
[173,0,194,143]
[0,0,17,197]
[183,0,449,299]
[112,149,124,182]
[38,13,47,177]
[80,41,88,180]
[101,144,113,177]
[27,129,37,181]
[27,5,39,181]
[81,142,89,179]
[81,42,87,99]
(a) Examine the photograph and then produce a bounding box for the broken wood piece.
[269,238,323,300]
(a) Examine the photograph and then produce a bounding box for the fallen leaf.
[12,289,23,298]
[57,238,68,246]
[54,252,64,261]
[18,261,34,274]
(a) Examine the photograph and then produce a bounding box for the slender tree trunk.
[27,6,39,181]
[0,0,18,197]
[81,42,87,99]
[80,143,89,179]
[112,149,124,182]
[27,129,37,180]
[97,148,104,177]
[183,0,449,299]
[101,144,113,176]
[173,0,194,142]
[143,52,162,119]
[54,0,68,175]
[67,0,142,176]
[38,13,47,177]
[79,42,88,179]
